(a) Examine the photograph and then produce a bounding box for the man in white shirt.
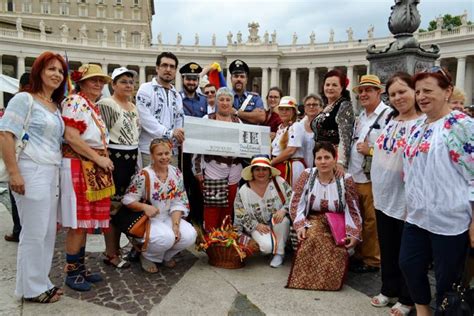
[348,75,391,273]
[136,52,184,166]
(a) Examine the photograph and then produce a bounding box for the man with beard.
[229,59,265,124]
[179,62,206,225]
[179,62,207,118]
[136,52,184,166]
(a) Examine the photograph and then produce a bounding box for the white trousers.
[142,216,197,263]
[13,159,59,298]
[251,217,290,255]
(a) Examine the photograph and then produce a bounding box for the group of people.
[0,50,472,316]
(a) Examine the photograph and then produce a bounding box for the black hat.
[179,62,202,76]
[229,59,249,75]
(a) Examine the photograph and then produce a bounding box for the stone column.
[295,69,301,101]
[307,67,316,94]
[17,56,25,79]
[464,60,473,106]
[455,56,466,90]
[0,55,3,108]
[261,67,269,101]
[174,73,182,91]
[347,65,356,109]
[289,68,297,98]
[226,70,231,86]
[314,69,320,94]
[139,65,146,85]
[270,67,279,88]
[102,63,108,76]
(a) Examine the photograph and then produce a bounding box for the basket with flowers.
[196,216,258,269]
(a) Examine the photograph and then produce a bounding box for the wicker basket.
[206,244,245,269]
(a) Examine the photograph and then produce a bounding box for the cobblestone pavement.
[49,231,197,315]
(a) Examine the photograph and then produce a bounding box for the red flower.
[287,100,294,105]
[419,142,430,153]
[71,70,83,82]
[449,150,460,162]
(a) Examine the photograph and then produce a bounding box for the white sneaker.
[270,254,284,268]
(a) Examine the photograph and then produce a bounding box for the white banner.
[183,116,271,158]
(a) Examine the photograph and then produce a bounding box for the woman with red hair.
[0,51,67,303]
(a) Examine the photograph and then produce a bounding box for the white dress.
[122,165,197,262]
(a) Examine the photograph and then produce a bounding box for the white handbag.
[0,93,34,182]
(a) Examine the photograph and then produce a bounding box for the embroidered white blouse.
[298,117,315,168]
[403,111,473,236]
[271,122,305,158]
[136,78,184,154]
[371,116,423,220]
[97,97,140,149]
[61,94,109,149]
[122,165,189,220]
[289,168,362,240]
[234,176,292,234]
[0,92,64,165]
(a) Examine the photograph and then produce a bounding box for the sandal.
[49,287,64,296]
[390,302,413,316]
[103,252,131,269]
[371,293,397,307]
[140,254,158,274]
[163,259,176,268]
[24,290,60,304]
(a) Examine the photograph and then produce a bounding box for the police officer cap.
[179,62,203,77]
[229,59,249,75]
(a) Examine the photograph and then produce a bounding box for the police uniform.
[179,62,208,118]
[228,59,264,112]
[178,62,205,225]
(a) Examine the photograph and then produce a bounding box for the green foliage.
[426,14,467,31]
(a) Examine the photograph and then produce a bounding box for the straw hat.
[241,155,281,181]
[72,64,112,83]
[277,96,299,113]
[352,74,384,94]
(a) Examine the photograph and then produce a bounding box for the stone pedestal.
[367,46,439,83]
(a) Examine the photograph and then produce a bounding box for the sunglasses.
[204,90,216,95]
[422,66,451,84]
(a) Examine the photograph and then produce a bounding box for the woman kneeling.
[234,155,292,268]
[122,139,197,273]
[287,141,362,290]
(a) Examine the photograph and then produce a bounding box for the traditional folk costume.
[0,93,64,299]
[287,169,362,290]
[310,97,354,168]
[97,97,140,215]
[400,111,473,307]
[122,165,197,263]
[59,93,115,230]
[193,113,243,231]
[234,175,292,256]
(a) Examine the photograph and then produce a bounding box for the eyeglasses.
[159,63,176,70]
[204,90,216,95]
[117,80,134,85]
[304,103,321,108]
[422,66,451,84]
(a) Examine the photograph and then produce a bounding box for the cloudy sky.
[152,0,473,45]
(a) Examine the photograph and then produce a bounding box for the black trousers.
[375,209,413,305]
[182,153,203,226]
[399,222,468,307]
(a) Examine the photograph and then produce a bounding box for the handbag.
[437,247,474,316]
[203,178,229,207]
[112,170,151,251]
[326,177,346,246]
[325,212,346,246]
[0,93,34,182]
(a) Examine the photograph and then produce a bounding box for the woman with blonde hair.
[271,96,306,188]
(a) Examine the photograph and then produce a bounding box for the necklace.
[37,93,53,103]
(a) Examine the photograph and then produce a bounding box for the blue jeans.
[399,222,468,307]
